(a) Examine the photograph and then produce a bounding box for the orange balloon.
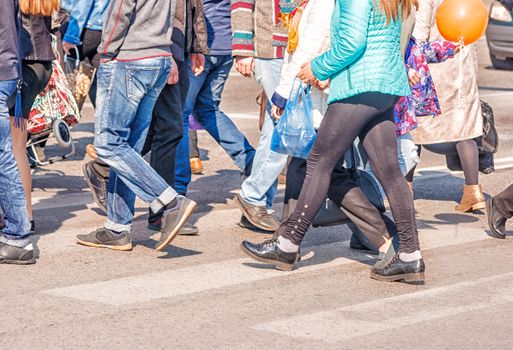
[436,0,489,45]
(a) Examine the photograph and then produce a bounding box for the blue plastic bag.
[271,80,316,159]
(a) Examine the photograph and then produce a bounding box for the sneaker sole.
[76,238,133,251]
[0,258,36,265]
[82,162,108,215]
[233,195,277,232]
[240,243,295,271]
[370,270,425,284]
[155,200,197,251]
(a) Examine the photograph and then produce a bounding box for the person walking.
[407,0,485,213]
[241,0,425,284]
[76,0,197,252]
[0,0,35,264]
[230,0,300,232]
[173,0,256,232]
[60,0,110,107]
[8,0,59,235]
[487,184,513,239]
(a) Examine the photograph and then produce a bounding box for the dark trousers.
[495,183,513,219]
[78,28,102,107]
[189,130,200,158]
[285,156,396,250]
[280,92,419,254]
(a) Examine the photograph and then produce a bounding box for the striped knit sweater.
[231,0,299,59]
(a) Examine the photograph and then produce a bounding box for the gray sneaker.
[155,196,197,251]
[76,228,132,251]
[234,194,279,232]
[0,242,35,265]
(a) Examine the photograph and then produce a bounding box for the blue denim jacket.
[61,0,110,45]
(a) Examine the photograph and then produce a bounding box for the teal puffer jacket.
[311,0,411,104]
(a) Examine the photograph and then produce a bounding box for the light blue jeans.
[0,80,30,239]
[240,58,288,208]
[93,58,178,232]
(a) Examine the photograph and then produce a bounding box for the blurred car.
[486,0,513,69]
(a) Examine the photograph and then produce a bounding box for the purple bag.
[188,115,203,131]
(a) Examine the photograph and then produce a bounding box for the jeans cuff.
[104,220,131,233]
[150,187,177,213]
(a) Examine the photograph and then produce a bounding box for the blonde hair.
[378,0,419,23]
[20,0,60,16]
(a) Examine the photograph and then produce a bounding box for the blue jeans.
[0,80,30,238]
[93,58,177,232]
[240,58,288,208]
[175,55,255,195]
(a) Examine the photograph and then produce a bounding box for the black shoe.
[234,194,279,232]
[76,228,132,251]
[0,241,35,265]
[29,220,35,235]
[486,198,507,239]
[370,254,425,284]
[240,237,300,271]
[83,161,108,215]
[155,196,197,251]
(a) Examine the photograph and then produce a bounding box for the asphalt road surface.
[2,29,513,349]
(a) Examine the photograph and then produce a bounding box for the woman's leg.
[278,93,397,247]
[456,139,479,185]
[360,109,420,254]
[10,119,32,221]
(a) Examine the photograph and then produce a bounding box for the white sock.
[277,236,299,253]
[399,250,422,262]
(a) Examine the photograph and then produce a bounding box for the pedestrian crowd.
[0,0,512,285]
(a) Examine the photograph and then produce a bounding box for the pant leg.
[240,58,287,208]
[193,55,255,176]
[0,80,31,238]
[174,58,208,195]
[141,59,189,188]
[280,93,397,245]
[495,183,513,219]
[93,58,177,232]
[189,130,200,158]
[360,108,420,254]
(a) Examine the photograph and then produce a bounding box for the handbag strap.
[14,1,24,127]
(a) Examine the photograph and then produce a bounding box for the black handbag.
[312,146,385,227]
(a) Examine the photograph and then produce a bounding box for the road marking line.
[253,271,513,343]
[41,227,488,306]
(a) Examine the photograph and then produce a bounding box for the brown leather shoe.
[190,157,204,174]
[234,194,279,232]
[86,144,98,160]
[455,185,486,213]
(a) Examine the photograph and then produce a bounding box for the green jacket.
[311,0,411,104]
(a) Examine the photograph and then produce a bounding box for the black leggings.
[280,92,419,253]
[405,140,479,185]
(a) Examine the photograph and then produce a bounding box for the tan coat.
[410,0,482,145]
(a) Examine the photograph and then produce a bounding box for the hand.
[297,62,317,84]
[315,79,330,91]
[167,57,179,85]
[190,53,205,76]
[407,67,421,86]
[62,41,76,55]
[235,56,254,77]
[271,104,284,120]
[455,39,464,54]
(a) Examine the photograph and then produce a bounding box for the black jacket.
[171,0,209,61]
[0,0,20,80]
[20,15,55,61]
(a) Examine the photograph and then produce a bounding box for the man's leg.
[235,58,287,231]
[193,55,255,176]
[487,183,513,239]
[0,80,34,264]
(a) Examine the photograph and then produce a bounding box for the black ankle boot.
[370,254,425,284]
[241,238,300,271]
[486,198,507,239]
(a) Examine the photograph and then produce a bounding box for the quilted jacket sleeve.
[310,0,370,81]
